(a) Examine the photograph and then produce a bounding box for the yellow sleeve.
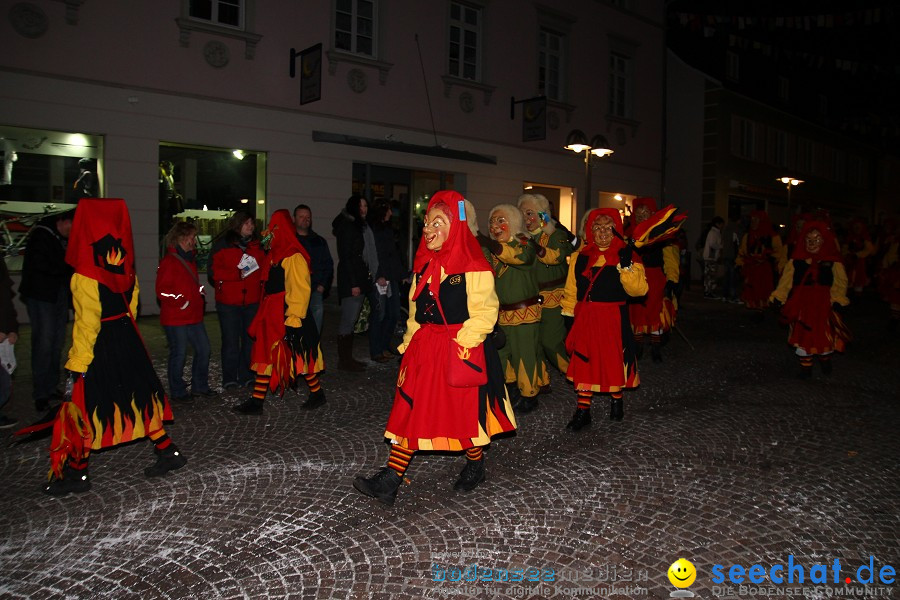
[736,235,748,267]
[398,274,421,354]
[772,236,786,272]
[495,240,535,265]
[283,253,311,327]
[130,277,140,317]
[883,242,898,268]
[662,245,680,282]
[561,250,580,316]
[456,270,499,349]
[65,273,102,373]
[770,260,795,304]
[857,239,875,258]
[621,262,649,297]
[831,262,850,306]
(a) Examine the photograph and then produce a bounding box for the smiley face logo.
[667,558,696,588]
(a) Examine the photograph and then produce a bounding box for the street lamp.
[565,129,614,217]
[778,176,803,214]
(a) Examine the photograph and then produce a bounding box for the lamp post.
[778,176,803,214]
[565,129,614,218]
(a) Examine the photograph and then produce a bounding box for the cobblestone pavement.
[1,289,897,599]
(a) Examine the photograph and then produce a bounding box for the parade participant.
[479,203,541,414]
[737,210,783,320]
[233,209,325,414]
[779,212,814,273]
[517,193,571,391]
[770,221,850,379]
[875,216,900,332]
[842,218,874,297]
[42,198,185,495]
[353,191,515,506]
[627,197,680,362]
[157,222,216,402]
[561,208,648,430]
[208,211,265,389]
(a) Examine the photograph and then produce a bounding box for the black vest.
[414,269,470,325]
[574,255,628,303]
[792,260,834,287]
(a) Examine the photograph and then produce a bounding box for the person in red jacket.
[208,211,265,389]
[156,221,216,402]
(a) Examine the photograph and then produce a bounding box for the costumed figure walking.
[561,209,648,430]
[737,210,783,321]
[477,204,542,414]
[353,191,516,506]
[626,197,681,363]
[875,217,900,331]
[233,210,325,415]
[517,193,572,393]
[39,198,186,495]
[842,218,875,297]
[770,221,850,379]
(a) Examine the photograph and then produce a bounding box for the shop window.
[159,143,266,270]
[1,125,101,271]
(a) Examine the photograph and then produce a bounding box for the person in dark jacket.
[331,195,377,371]
[0,259,19,428]
[19,211,74,411]
[294,204,334,335]
[156,221,216,402]
[208,211,265,389]
[367,198,409,362]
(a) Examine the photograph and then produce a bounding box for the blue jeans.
[308,290,324,335]
[0,363,11,412]
[25,295,69,401]
[216,302,258,386]
[163,322,211,397]
[368,281,400,358]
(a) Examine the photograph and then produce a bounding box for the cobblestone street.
[1,289,897,600]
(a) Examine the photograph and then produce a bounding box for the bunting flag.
[629,205,687,248]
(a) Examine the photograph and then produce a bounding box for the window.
[538,27,564,101]
[778,76,789,102]
[448,1,482,81]
[732,117,762,161]
[818,93,828,117]
[797,137,815,174]
[608,52,632,119]
[771,129,788,168]
[726,51,739,82]
[335,0,376,57]
[189,0,243,29]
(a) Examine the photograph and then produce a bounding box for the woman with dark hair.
[156,221,215,402]
[353,191,516,506]
[367,198,408,362]
[331,195,377,370]
[208,211,265,389]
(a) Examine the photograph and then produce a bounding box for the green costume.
[528,223,572,384]
[487,238,542,398]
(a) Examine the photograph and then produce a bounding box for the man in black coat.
[294,204,334,335]
[19,211,74,411]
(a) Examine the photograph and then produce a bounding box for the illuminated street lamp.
[565,129,614,217]
[778,176,803,213]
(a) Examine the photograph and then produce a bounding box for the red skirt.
[566,302,639,393]
[385,323,516,451]
[629,266,668,333]
[741,259,775,309]
[783,286,850,354]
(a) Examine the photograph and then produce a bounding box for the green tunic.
[529,225,572,380]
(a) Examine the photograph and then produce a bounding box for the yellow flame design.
[397,366,407,387]
[106,247,124,266]
[457,346,470,361]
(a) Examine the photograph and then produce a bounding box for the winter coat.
[297,230,334,299]
[18,222,73,303]
[208,232,265,306]
[156,247,205,326]
[371,222,407,283]
[331,209,372,298]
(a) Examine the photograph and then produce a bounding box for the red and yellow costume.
[771,222,850,371]
[562,209,648,394]
[45,198,177,488]
[843,219,875,294]
[737,210,783,310]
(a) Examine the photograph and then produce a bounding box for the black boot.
[453,459,486,492]
[233,397,264,415]
[43,464,91,496]
[650,344,662,363]
[610,397,624,421]
[514,394,539,414]
[799,366,812,380]
[145,443,188,477]
[337,335,366,372]
[565,408,592,432]
[353,467,402,506]
[634,340,644,361]
[505,383,521,408]
[301,388,326,410]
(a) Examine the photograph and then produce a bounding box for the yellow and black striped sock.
[253,374,270,401]
[819,355,831,365]
[149,428,171,451]
[799,356,813,368]
[387,445,414,477]
[304,373,321,393]
[634,333,645,345]
[577,391,592,410]
[611,391,623,401]
[68,456,89,471]
[465,447,483,461]
[650,334,662,345]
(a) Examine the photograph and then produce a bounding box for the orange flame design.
[456,346,470,361]
[397,366,407,387]
[106,247,124,266]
